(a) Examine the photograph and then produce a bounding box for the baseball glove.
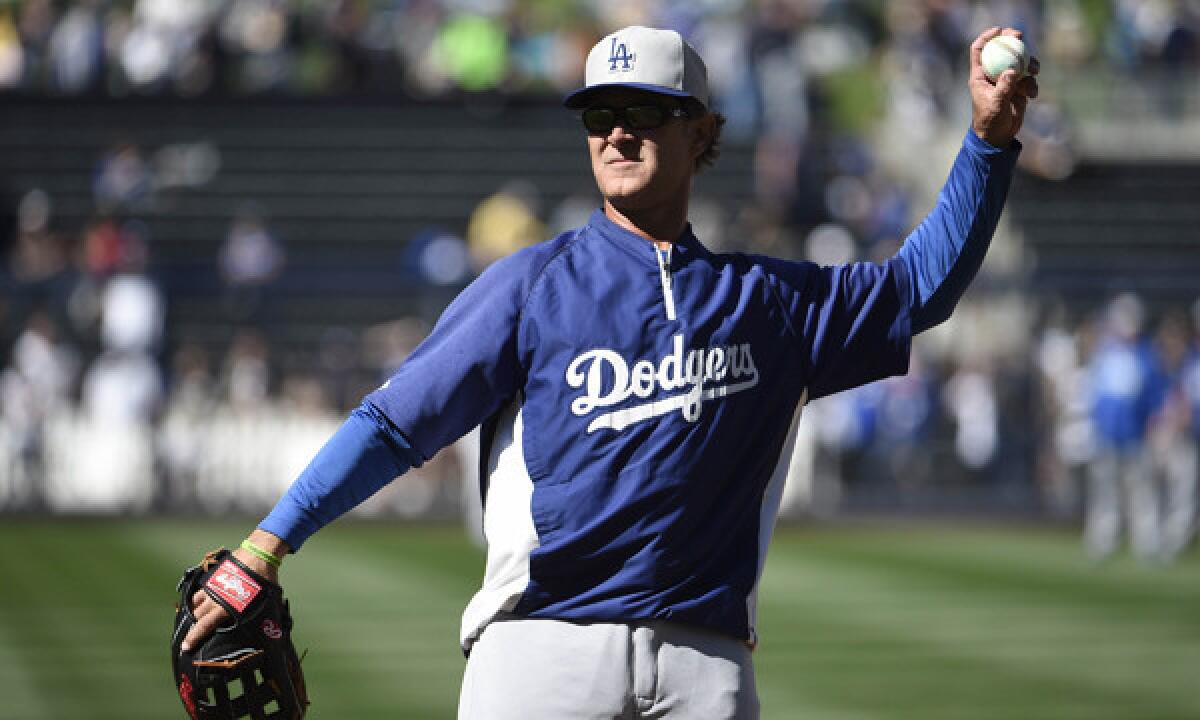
[171,548,309,719]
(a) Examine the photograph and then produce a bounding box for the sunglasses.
[581,104,690,134]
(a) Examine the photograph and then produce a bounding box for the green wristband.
[240,538,283,569]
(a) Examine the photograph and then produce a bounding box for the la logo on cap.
[608,37,636,72]
[563,26,710,110]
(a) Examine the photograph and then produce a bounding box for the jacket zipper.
[655,245,677,321]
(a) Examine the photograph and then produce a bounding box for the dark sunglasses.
[581,104,690,134]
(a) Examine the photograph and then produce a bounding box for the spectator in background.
[279,372,332,419]
[362,316,428,383]
[0,8,23,88]
[159,342,218,508]
[15,0,54,85]
[465,180,545,271]
[99,223,163,354]
[943,357,1000,474]
[73,222,164,512]
[12,317,68,391]
[1014,100,1076,181]
[221,327,272,413]
[47,0,104,94]
[809,379,884,510]
[219,0,290,93]
[65,216,148,352]
[434,12,509,93]
[0,309,79,508]
[81,225,164,427]
[315,326,360,414]
[1086,294,1163,561]
[6,189,75,347]
[873,354,936,495]
[7,187,54,276]
[218,203,285,324]
[80,337,163,424]
[1179,303,1200,555]
[93,141,152,212]
[404,227,471,289]
[1150,310,1199,561]
[1033,306,1096,517]
[81,215,127,277]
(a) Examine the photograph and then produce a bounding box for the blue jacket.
[1186,351,1200,438]
[1089,338,1162,449]
[261,129,1019,650]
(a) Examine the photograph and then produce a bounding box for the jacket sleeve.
[258,401,422,550]
[897,128,1020,334]
[782,128,1019,401]
[258,249,536,549]
[363,250,532,459]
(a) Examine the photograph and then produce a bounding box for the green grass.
[0,520,1196,719]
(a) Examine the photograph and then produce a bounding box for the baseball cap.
[564,26,709,110]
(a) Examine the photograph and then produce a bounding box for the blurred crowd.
[1033,295,1200,563]
[1,1,1197,562]
[0,1,1195,108]
[789,293,1200,564]
[0,130,457,515]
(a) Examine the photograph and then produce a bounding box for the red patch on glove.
[204,559,261,613]
[179,674,198,719]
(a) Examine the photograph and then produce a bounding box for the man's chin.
[599,178,655,203]
[604,192,655,213]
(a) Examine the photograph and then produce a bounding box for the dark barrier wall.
[0,97,755,361]
[3,98,1199,521]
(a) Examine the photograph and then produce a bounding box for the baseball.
[981,35,1029,82]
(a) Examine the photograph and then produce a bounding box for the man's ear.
[689,113,716,162]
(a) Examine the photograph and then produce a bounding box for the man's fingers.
[969,26,1003,60]
[1010,94,1028,136]
[182,592,230,652]
[191,594,219,623]
[1011,93,1028,118]
[1018,74,1039,99]
[994,68,1021,98]
[969,26,1003,82]
[182,607,229,652]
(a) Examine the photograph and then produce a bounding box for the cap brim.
[563,82,697,109]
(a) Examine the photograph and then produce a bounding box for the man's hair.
[684,99,725,173]
[697,111,727,173]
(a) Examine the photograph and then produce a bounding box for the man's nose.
[606,122,638,143]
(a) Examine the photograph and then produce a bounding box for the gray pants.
[458,616,760,719]
[1086,447,1158,560]
[1158,437,1198,559]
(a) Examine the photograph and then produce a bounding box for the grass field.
[0,520,1197,719]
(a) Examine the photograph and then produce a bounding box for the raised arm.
[898,27,1039,334]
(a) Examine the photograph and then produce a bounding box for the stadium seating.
[1010,161,1200,308]
[0,98,756,368]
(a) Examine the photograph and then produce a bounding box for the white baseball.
[980,36,1029,82]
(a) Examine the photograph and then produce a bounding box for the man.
[1151,311,1198,561]
[183,25,1038,718]
[1085,294,1162,561]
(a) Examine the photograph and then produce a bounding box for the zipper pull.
[656,245,677,321]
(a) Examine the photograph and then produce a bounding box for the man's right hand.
[969,27,1040,149]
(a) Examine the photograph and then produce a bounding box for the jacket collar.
[585,208,710,268]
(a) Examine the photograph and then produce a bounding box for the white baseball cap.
[564,26,710,110]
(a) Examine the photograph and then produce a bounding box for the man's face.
[584,89,707,213]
